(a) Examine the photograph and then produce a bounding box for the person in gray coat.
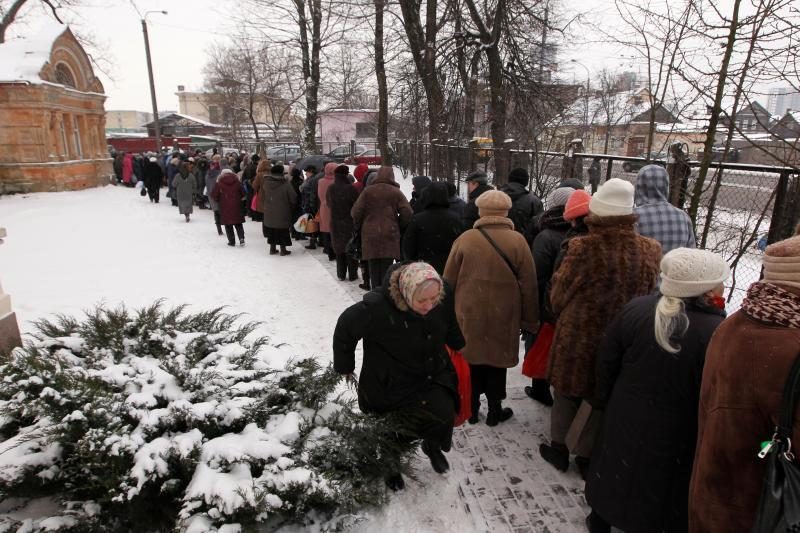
[173,162,197,222]
[255,163,297,256]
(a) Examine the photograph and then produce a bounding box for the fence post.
[768,171,800,244]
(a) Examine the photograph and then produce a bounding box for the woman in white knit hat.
[584,248,729,533]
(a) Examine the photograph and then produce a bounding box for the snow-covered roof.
[142,113,222,128]
[0,20,68,83]
[320,108,378,114]
[552,87,654,128]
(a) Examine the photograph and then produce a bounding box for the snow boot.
[585,511,611,533]
[239,239,245,247]
[227,242,235,247]
[486,407,513,427]
[524,379,554,407]
[304,235,318,250]
[539,441,569,472]
[185,214,190,222]
[280,246,291,256]
[575,456,591,481]
[421,441,449,474]
[269,244,278,255]
[385,472,405,491]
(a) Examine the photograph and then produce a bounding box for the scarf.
[398,262,442,307]
[741,282,800,329]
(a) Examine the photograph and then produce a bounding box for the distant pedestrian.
[122,152,134,186]
[301,165,324,250]
[585,248,729,533]
[461,170,494,230]
[206,156,223,236]
[143,157,163,204]
[211,168,246,247]
[588,157,601,194]
[173,162,196,222]
[634,164,696,253]
[255,163,296,256]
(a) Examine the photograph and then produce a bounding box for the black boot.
[385,472,405,491]
[421,440,449,474]
[280,245,291,256]
[524,379,554,407]
[304,235,317,250]
[539,441,569,472]
[468,395,480,424]
[486,407,513,427]
[270,244,278,255]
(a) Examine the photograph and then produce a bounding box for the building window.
[60,115,69,157]
[355,122,377,138]
[55,63,77,89]
[73,116,83,159]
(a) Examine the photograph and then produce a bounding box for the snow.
[0,21,67,84]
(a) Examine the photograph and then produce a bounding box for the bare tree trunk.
[294,0,321,153]
[0,0,28,43]
[688,0,742,224]
[374,0,391,165]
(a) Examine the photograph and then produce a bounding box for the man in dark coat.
[499,167,544,242]
[242,154,261,221]
[289,168,306,240]
[333,261,465,490]
[461,170,494,230]
[446,182,466,217]
[402,182,463,274]
[211,169,246,247]
[409,175,432,213]
[143,156,164,203]
[300,165,324,250]
[327,165,360,280]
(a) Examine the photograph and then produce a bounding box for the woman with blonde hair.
[584,247,730,533]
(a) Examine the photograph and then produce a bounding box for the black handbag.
[752,353,800,532]
[346,229,362,262]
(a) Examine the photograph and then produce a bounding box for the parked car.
[292,155,332,173]
[267,145,301,162]
[326,144,367,162]
[345,149,386,165]
[621,151,667,173]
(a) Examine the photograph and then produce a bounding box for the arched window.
[55,63,76,88]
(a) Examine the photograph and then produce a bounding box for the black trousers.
[470,364,507,412]
[336,254,358,280]
[213,210,222,233]
[224,224,244,245]
[368,258,394,289]
[147,185,160,203]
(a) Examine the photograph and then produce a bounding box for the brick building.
[0,22,112,194]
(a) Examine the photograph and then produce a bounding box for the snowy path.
[0,182,587,532]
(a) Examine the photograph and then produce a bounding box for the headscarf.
[354,163,369,183]
[398,262,442,307]
[324,162,338,178]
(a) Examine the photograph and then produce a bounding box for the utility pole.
[141,11,167,153]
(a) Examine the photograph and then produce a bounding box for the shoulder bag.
[752,352,800,532]
[477,227,519,279]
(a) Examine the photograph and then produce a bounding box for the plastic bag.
[447,346,472,427]
[294,213,310,233]
[521,322,555,379]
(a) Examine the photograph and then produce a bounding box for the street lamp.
[142,10,167,153]
[570,59,591,147]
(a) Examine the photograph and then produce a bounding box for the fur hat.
[271,164,285,175]
[476,190,512,218]
[508,167,529,185]
[762,235,800,289]
[546,187,575,209]
[660,248,730,298]
[335,164,349,176]
[563,190,591,221]
[465,170,488,184]
[590,178,634,217]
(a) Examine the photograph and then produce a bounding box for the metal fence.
[394,140,800,308]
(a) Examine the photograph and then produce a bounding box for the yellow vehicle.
[471,137,494,160]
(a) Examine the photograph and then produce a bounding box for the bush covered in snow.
[0,303,417,532]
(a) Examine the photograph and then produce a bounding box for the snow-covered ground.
[0,172,587,532]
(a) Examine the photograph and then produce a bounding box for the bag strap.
[477,227,519,279]
[777,353,800,438]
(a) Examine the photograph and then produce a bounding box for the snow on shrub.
[0,303,417,531]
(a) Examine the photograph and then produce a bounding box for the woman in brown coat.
[540,178,661,477]
[351,166,413,289]
[443,190,538,427]
[688,235,800,533]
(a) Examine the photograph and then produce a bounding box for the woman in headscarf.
[334,261,465,491]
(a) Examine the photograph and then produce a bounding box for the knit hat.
[271,164,284,175]
[398,262,442,308]
[660,248,730,298]
[149,157,157,163]
[476,190,512,218]
[762,235,800,289]
[589,178,635,217]
[465,170,488,184]
[508,167,529,185]
[335,164,349,176]
[546,187,575,209]
[563,190,591,221]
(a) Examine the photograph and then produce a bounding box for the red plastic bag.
[447,346,472,427]
[522,322,555,379]
[250,193,260,213]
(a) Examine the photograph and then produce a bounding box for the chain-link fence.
[394,140,800,308]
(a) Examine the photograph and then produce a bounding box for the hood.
[412,175,432,193]
[354,163,369,182]
[635,164,669,205]
[500,181,528,201]
[538,205,571,232]
[423,181,450,209]
[219,170,239,185]
[324,162,338,179]
[371,167,398,187]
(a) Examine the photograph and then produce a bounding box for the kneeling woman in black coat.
[333,261,465,491]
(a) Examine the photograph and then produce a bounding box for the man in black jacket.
[499,167,543,241]
[402,182,464,274]
[462,170,494,230]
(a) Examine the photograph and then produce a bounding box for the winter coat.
[634,165,696,253]
[143,161,163,192]
[462,183,494,231]
[333,263,465,415]
[133,156,144,182]
[173,172,196,215]
[688,285,800,533]
[586,294,725,533]
[301,171,325,215]
[499,182,544,240]
[531,206,571,320]
[350,169,413,261]
[443,216,539,368]
[353,163,369,194]
[448,195,467,218]
[402,182,464,275]
[410,175,433,213]
[211,171,245,225]
[205,167,221,210]
[122,153,134,184]
[317,163,337,233]
[256,173,297,230]
[548,214,661,398]
[326,173,359,255]
[290,175,303,218]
